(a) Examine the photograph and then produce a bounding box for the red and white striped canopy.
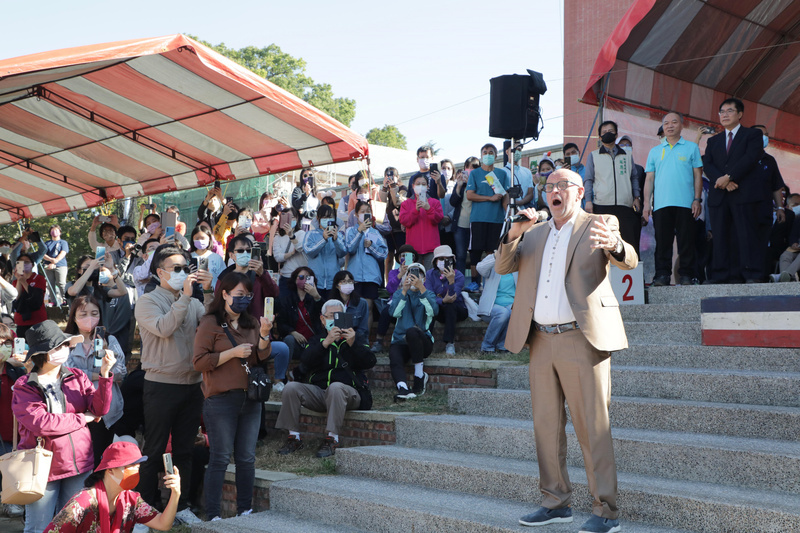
[583,0,800,152]
[0,34,368,224]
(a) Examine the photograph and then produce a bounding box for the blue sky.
[1,0,565,162]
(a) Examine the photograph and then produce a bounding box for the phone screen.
[95,246,105,261]
[164,226,176,239]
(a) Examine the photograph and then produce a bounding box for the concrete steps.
[191,510,370,532]
[448,388,800,441]
[625,322,701,345]
[612,344,800,371]
[336,446,800,533]
[392,414,800,494]
[267,475,690,533]
[496,365,800,407]
[620,302,699,322]
[647,282,800,304]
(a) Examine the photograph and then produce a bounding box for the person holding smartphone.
[344,201,387,331]
[189,227,225,288]
[378,166,408,280]
[64,295,128,467]
[425,245,467,356]
[399,175,443,270]
[276,267,322,367]
[12,253,49,339]
[303,205,347,300]
[388,264,438,401]
[12,320,115,533]
[328,271,369,345]
[271,208,309,298]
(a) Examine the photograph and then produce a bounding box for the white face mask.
[441,169,452,180]
[414,185,426,196]
[792,205,800,216]
[418,158,430,170]
[0,344,12,359]
[357,193,370,201]
[166,271,187,291]
[437,260,446,271]
[49,345,70,365]
[340,283,355,295]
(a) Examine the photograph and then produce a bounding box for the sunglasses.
[163,264,191,274]
[234,248,252,254]
[297,274,308,280]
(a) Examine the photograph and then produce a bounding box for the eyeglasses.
[718,109,738,115]
[233,248,252,254]
[544,180,581,193]
[0,340,12,347]
[230,293,254,300]
[297,274,308,280]
[164,265,191,274]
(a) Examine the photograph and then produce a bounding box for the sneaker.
[465,281,480,292]
[579,515,621,533]
[412,372,429,396]
[133,524,150,533]
[210,516,222,522]
[272,381,285,393]
[277,436,304,455]
[4,504,24,517]
[238,509,253,517]
[779,271,792,282]
[651,275,670,286]
[370,340,384,353]
[678,275,693,285]
[174,508,202,525]
[445,343,456,356]
[394,385,416,401]
[519,506,573,526]
[316,436,338,458]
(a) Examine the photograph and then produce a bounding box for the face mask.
[49,345,70,365]
[320,218,334,229]
[619,144,631,153]
[193,239,209,250]
[601,131,617,144]
[763,135,769,148]
[111,469,140,491]
[513,151,522,162]
[441,169,452,180]
[540,170,553,179]
[238,217,252,230]
[166,271,187,291]
[437,260,445,271]
[325,318,335,332]
[0,344,12,359]
[481,154,495,166]
[147,222,160,234]
[235,252,251,267]
[792,205,800,216]
[414,185,426,196]
[76,316,99,334]
[98,270,111,285]
[418,158,430,170]
[357,193,370,201]
[228,295,252,314]
[0,246,9,255]
[340,283,354,295]
[23,263,33,274]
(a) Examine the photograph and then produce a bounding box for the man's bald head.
[549,168,583,188]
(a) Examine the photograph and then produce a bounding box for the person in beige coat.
[495,168,637,533]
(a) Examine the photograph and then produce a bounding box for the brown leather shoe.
[278,436,304,455]
[316,436,338,458]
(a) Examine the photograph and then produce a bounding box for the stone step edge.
[500,364,800,379]
[374,356,523,369]
[222,463,299,488]
[264,400,426,422]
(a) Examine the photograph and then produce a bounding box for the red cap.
[95,441,147,472]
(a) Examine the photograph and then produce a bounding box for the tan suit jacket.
[495,210,637,353]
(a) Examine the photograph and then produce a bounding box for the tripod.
[500,137,522,238]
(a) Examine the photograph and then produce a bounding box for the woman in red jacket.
[11,320,115,533]
[399,174,444,271]
[12,253,48,339]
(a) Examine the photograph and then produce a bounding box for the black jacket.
[276,290,321,339]
[301,336,376,391]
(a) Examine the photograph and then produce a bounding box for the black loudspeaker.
[489,71,546,140]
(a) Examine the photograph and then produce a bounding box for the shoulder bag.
[221,323,272,402]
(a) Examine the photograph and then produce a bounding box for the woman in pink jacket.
[399,174,444,270]
[11,320,114,533]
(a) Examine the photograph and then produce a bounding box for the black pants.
[653,206,696,278]
[137,381,203,511]
[435,302,468,343]
[388,327,433,384]
[377,305,393,337]
[593,204,641,258]
[709,199,763,282]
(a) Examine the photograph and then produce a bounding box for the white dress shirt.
[533,211,579,325]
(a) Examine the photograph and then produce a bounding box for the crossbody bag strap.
[12,415,17,451]
[222,323,250,374]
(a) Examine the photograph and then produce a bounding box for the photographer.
[275,299,376,458]
[292,168,320,228]
[303,204,347,300]
[378,166,408,279]
[276,266,322,368]
[344,201,387,329]
[425,245,467,357]
[89,216,121,254]
[450,157,480,277]
[12,253,48,338]
[399,174,444,270]
[388,263,438,401]
[271,208,309,298]
[42,225,69,307]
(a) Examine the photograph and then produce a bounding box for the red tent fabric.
[0,35,368,224]
[583,0,800,152]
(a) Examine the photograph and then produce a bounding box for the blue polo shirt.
[645,137,702,211]
[467,167,509,223]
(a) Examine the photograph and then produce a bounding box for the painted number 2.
[622,274,634,301]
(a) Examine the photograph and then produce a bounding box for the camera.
[28,231,41,242]
[507,185,522,200]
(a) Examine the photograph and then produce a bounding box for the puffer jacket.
[12,368,112,481]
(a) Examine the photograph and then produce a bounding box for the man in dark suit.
[702,98,765,283]
[496,168,637,533]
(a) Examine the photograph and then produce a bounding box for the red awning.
[583,0,800,152]
[0,34,368,224]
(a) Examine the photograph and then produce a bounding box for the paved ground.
[0,515,24,532]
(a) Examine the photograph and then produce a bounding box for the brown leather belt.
[533,321,580,334]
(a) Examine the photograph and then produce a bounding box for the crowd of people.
[0,97,797,532]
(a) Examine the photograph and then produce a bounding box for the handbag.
[222,323,272,402]
[0,417,53,505]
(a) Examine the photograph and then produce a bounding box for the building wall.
[563,0,635,151]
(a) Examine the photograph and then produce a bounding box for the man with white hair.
[275,299,376,458]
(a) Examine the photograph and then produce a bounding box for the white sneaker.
[273,381,285,393]
[238,509,253,516]
[4,503,24,517]
[174,508,202,525]
[210,516,222,521]
[445,343,456,356]
[133,523,150,533]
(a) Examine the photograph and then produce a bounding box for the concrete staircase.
[194,283,800,533]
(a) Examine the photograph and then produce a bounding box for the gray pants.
[44,265,68,305]
[779,249,800,277]
[276,381,360,435]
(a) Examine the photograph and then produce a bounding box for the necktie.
[726,131,733,154]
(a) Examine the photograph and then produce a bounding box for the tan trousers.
[275,381,361,435]
[528,328,618,519]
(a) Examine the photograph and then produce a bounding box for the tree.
[366,125,408,150]
[191,37,356,127]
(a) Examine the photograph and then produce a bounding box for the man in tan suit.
[496,168,637,533]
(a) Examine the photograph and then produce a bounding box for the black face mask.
[601,131,617,144]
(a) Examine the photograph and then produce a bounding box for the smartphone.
[333,311,353,330]
[307,276,314,287]
[225,196,234,205]
[15,261,24,276]
[264,297,274,320]
[93,326,106,359]
[98,215,110,223]
[197,256,209,271]
[251,243,263,261]
[409,266,421,279]
[270,271,280,284]
[162,211,178,229]
[402,252,414,266]
[189,257,199,272]
[326,220,336,228]
[13,338,25,355]
[429,162,439,173]
[387,170,395,178]
[445,258,455,269]
[164,226,176,239]
[279,212,293,229]
[162,453,174,475]
[95,246,105,261]
[214,179,220,190]
[361,213,371,224]
[148,204,157,211]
